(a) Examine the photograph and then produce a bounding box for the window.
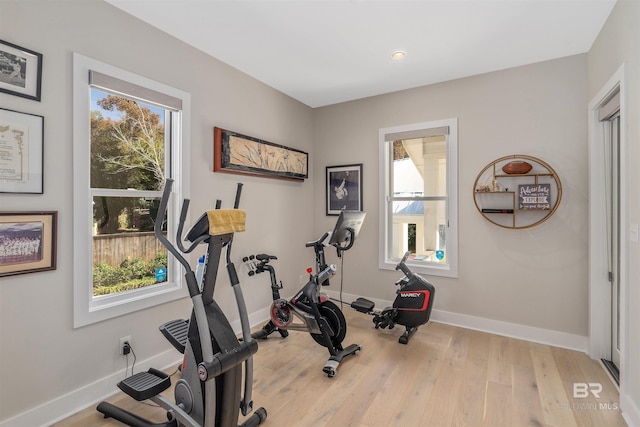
[73,53,190,327]
[379,118,458,277]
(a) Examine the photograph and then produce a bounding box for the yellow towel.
[206,210,246,235]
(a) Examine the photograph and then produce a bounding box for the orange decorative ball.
[502,161,532,174]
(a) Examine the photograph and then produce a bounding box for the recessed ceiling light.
[391,51,407,60]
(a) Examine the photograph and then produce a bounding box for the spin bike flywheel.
[270,299,292,329]
[310,301,347,349]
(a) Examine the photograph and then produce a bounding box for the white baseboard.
[230,306,271,334]
[2,306,273,427]
[622,393,640,427]
[325,289,588,352]
[0,349,181,427]
[1,298,593,427]
[430,308,588,352]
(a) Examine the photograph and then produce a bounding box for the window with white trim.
[379,118,458,278]
[73,53,190,327]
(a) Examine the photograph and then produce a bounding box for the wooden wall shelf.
[473,155,562,229]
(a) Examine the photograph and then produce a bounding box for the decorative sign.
[155,267,167,282]
[518,184,551,210]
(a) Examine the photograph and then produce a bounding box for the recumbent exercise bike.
[97,179,267,427]
[244,211,366,378]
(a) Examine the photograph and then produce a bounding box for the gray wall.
[1,0,639,425]
[0,0,314,421]
[313,54,589,336]
[588,0,640,422]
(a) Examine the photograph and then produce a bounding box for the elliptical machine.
[97,179,267,427]
[350,251,435,344]
[245,211,366,377]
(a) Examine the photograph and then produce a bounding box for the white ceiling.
[106,0,616,108]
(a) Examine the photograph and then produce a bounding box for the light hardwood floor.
[56,309,627,427]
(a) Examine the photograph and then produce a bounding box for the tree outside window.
[90,89,168,297]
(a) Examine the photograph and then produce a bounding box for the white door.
[601,92,621,372]
[607,113,621,369]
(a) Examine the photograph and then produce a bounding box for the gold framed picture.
[0,211,57,277]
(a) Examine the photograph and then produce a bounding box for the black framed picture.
[326,163,363,215]
[0,108,44,194]
[0,39,43,101]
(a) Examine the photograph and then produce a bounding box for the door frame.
[588,64,627,384]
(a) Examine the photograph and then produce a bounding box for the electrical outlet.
[119,336,132,356]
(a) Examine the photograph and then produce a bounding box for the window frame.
[378,118,458,278]
[73,53,190,328]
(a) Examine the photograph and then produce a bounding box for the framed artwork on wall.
[0,108,44,194]
[0,39,43,101]
[0,211,57,277]
[326,163,363,216]
[214,127,308,181]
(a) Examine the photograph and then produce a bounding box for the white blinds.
[89,70,182,111]
[599,91,620,122]
[383,126,449,141]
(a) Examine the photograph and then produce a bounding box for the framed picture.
[214,127,308,181]
[326,163,363,215]
[0,39,43,101]
[0,211,57,277]
[0,108,44,194]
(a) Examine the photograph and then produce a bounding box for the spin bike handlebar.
[338,228,356,252]
[304,228,356,255]
[305,232,330,248]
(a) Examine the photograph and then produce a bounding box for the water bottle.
[196,255,206,291]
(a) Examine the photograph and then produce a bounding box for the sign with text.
[519,183,551,210]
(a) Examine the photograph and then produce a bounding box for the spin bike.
[97,179,267,427]
[245,211,366,378]
[350,251,436,344]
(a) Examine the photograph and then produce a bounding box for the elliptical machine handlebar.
[155,179,201,299]
[176,199,208,254]
[155,179,184,268]
[234,183,243,209]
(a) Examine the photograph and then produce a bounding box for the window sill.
[379,259,458,279]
